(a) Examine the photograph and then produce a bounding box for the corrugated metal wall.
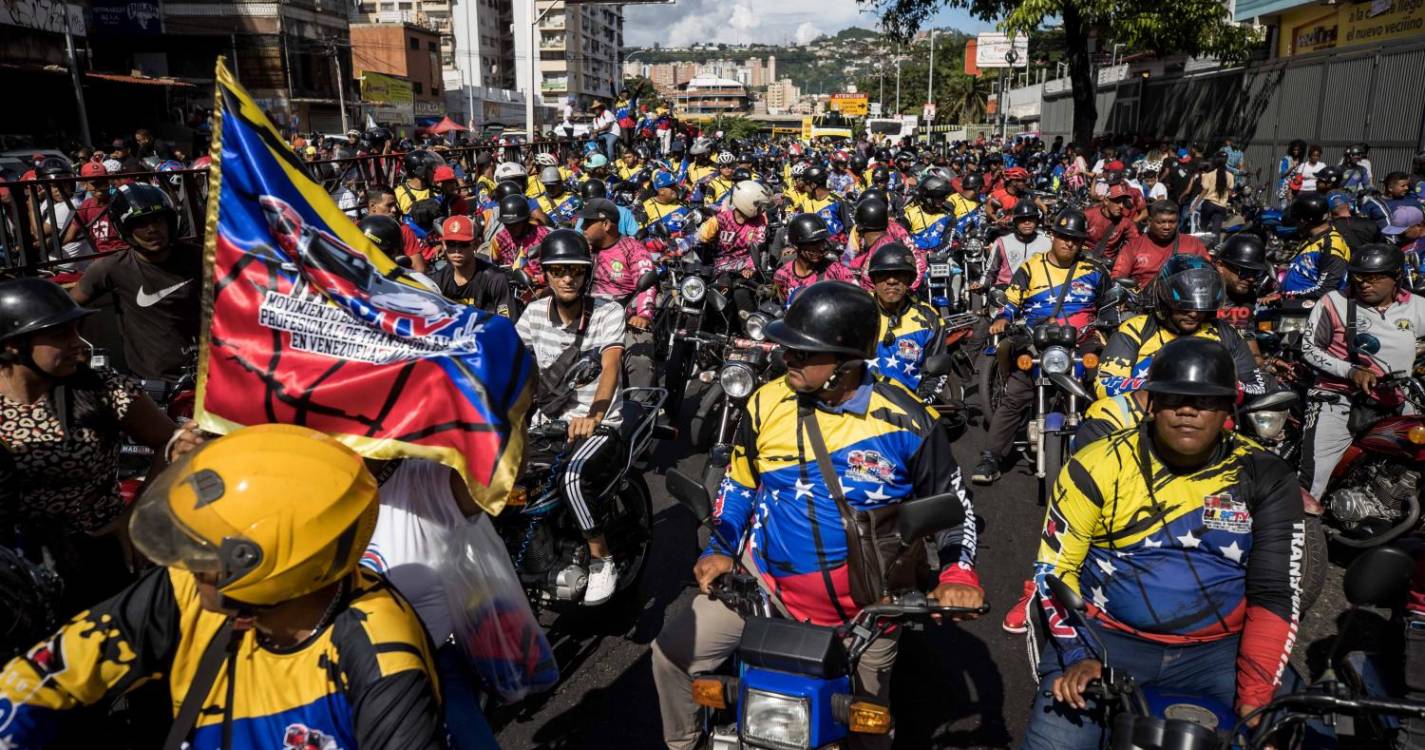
[1039,38,1425,182]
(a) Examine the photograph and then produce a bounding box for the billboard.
[0,0,85,35]
[975,33,1027,69]
[829,93,869,116]
[361,72,414,106]
[90,0,161,34]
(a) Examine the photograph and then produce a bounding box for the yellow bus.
[809,112,853,141]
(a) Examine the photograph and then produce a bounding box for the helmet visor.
[129,452,234,575]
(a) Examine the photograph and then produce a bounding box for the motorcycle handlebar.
[529,421,569,440]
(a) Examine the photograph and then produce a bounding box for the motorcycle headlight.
[681,275,707,304]
[1245,409,1289,441]
[1040,346,1072,375]
[742,689,810,750]
[1278,315,1309,334]
[746,313,769,341]
[719,363,756,399]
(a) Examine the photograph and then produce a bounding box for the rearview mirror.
[922,353,952,377]
[1043,574,1087,619]
[708,288,729,312]
[1242,390,1298,413]
[665,469,713,521]
[635,269,660,294]
[1343,545,1415,608]
[506,268,533,288]
[989,288,1009,307]
[896,492,967,542]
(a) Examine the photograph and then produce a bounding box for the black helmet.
[492,180,525,202]
[1143,337,1237,397]
[365,127,393,145]
[850,156,868,173]
[497,194,531,224]
[580,179,608,200]
[1315,166,1342,187]
[803,165,828,187]
[539,228,593,267]
[860,188,890,206]
[1155,255,1224,313]
[1348,243,1405,276]
[357,215,404,260]
[1034,174,1054,191]
[403,149,444,183]
[0,277,96,343]
[920,177,952,201]
[1047,208,1090,241]
[764,281,878,358]
[732,167,752,182]
[1288,192,1331,227]
[854,198,890,232]
[1217,234,1269,272]
[960,173,984,191]
[1011,201,1042,222]
[866,242,917,275]
[109,183,177,242]
[787,213,830,246]
[1344,143,1366,158]
[871,165,890,184]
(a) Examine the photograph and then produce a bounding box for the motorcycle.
[664,470,990,750]
[498,386,671,610]
[1320,372,1425,550]
[686,324,781,480]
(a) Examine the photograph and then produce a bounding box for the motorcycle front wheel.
[1038,431,1065,507]
[607,474,655,596]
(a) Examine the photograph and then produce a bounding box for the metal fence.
[0,139,582,277]
[1040,37,1425,188]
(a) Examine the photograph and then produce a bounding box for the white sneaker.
[583,557,619,606]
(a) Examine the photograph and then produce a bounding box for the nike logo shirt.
[75,242,202,379]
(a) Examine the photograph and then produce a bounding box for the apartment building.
[514,0,625,119]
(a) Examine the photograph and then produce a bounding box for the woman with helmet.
[0,277,191,612]
[1094,254,1269,400]
[515,230,630,605]
[1279,191,1349,300]
[865,243,943,393]
[772,213,854,306]
[904,176,955,252]
[396,149,445,214]
[652,280,981,750]
[0,424,448,749]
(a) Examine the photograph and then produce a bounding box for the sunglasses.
[546,265,588,279]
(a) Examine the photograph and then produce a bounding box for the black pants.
[987,369,1036,460]
[527,427,624,538]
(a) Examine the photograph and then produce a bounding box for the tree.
[855,32,991,125]
[706,115,761,142]
[860,0,1259,146]
[622,75,662,107]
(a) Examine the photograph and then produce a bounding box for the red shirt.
[75,196,128,253]
[1110,232,1210,288]
[1083,205,1139,262]
[987,187,1020,215]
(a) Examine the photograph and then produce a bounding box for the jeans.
[599,133,620,162]
[437,643,502,750]
[1021,621,1238,750]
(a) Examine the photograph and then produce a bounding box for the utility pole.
[895,56,901,114]
[927,29,935,111]
[330,39,350,133]
[64,10,92,147]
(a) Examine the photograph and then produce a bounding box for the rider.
[637,170,692,237]
[1023,337,1304,750]
[1299,243,1425,500]
[0,424,446,748]
[698,152,738,207]
[1110,198,1211,288]
[973,209,1108,486]
[1214,233,1273,340]
[1095,255,1269,399]
[429,214,516,317]
[693,179,771,303]
[771,213,854,306]
[583,198,658,388]
[794,164,852,246]
[984,166,1029,224]
[536,165,582,226]
[866,243,943,393]
[981,201,1051,290]
[847,197,919,288]
[71,183,201,380]
[1279,191,1349,300]
[904,176,955,253]
[513,230,629,605]
[490,193,552,288]
[949,173,983,219]
[396,149,441,213]
[1083,184,1140,264]
[650,281,982,750]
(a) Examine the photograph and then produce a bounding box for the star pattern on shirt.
[1143,537,1164,549]
[864,484,892,502]
[1090,586,1110,609]
[1218,540,1245,564]
[794,478,814,500]
[1094,557,1117,577]
[1176,530,1202,549]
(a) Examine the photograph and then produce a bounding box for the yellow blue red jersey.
[871,299,942,392]
[996,255,1108,335]
[903,203,954,251]
[1096,313,1268,399]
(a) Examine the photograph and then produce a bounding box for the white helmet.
[689,138,713,157]
[731,180,771,218]
[790,162,808,178]
[534,152,559,167]
[716,152,737,166]
[494,161,526,180]
[539,166,563,184]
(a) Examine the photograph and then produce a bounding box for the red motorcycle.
[1322,374,1425,549]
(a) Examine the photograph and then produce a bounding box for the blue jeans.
[1020,621,1238,750]
[437,643,502,750]
[599,133,619,161]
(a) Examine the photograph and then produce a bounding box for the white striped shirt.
[516,295,626,425]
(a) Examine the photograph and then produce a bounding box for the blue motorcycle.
[664,471,990,750]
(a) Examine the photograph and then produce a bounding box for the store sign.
[975,33,1027,69]
[361,72,414,107]
[368,104,414,125]
[413,100,444,117]
[89,0,162,34]
[1283,0,1424,55]
[829,93,869,116]
[0,0,85,35]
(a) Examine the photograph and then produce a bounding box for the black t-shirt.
[1333,216,1380,254]
[76,242,202,379]
[429,259,517,319]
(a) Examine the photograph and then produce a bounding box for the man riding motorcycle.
[650,281,982,750]
[973,208,1108,486]
[866,243,943,393]
[1083,184,1141,264]
[981,201,1051,290]
[1215,234,1273,341]
[904,176,955,253]
[772,212,854,305]
[489,193,552,288]
[794,164,852,245]
[1280,191,1350,300]
[1023,337,1304,750]
[848,197,920,288]
[1299,243,1425,499]
[698,152,738,207]
[949,173,983,219]
[536,165,582,227]
[1110,199,1211,288]
[984,167,1029,224]
[584,198,658,388]
[637,170,692,237]
[693,180,772,309]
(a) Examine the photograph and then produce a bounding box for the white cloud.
[793,22,822,45]
[729,3,757,32]
[624,0,870,47]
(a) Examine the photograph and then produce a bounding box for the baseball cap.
[1104,160,1125,172]
[581,198,620,223]
[1383,206,1424,236]
[651,170,677,190]
[433,165,457,183]
[440,215,476,242]
[1325,191,1353,212]
[80,161,108,178]
[1107,184,1135,200]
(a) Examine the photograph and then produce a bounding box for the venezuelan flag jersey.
[536,191,582,226]
[1096,314,1268,399]
[870,299,942,392]
[1280,229,1349,299]
[700,176,737,207]
[794,194,850,240]
[996,255,1107,334]
[948,193,980,220]
[1033,425,1304,709]
[639,198,692,235]
[903,204,954,251]
[708,372,978,626]
[0,568,442,749]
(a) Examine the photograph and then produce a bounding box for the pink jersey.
[594,236,657,319]
[773,258,855,305]
[697,207,767,274]
[491,224,550,284]
[846,230,926,291]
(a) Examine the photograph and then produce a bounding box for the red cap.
[80,162,108,177]
[1105,160,1125,171]
[1107,184,1134,200]
[433,165,457,183]
[441,215,476,241]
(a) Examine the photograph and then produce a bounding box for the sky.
[622,1,997,49]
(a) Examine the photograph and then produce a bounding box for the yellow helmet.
[130,424,379,607]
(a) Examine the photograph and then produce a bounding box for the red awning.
[427,116,467,134]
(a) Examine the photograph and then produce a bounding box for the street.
[490,390,1354,749]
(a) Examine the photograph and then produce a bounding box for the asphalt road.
[490,386,1355,749]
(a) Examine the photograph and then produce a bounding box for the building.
[629,56,776,95]
[670,74,750,116]
[350,23,444,124]
[764,78,800,114]
[513,0,624,129]
[1234,0,1424,60]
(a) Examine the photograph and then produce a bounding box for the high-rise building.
[513,0,624,127]
[764,78,800,114]
[350,24,445,123]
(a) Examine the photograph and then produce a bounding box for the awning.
[0,63,196,88]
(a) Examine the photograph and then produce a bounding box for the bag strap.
[799,404,851,513]
[163,620,236,750]
[1043,254,1076,322]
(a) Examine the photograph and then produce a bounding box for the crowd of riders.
[3,115,1425,750]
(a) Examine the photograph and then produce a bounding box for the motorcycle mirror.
[506,268,533,288]
[708,288,729,312]
[1242,390,1298,413]
[665,469,713,521]
[989,288,1010,307]
[1048,372,1093,402]
[896,491,972,542]
[922,353,953,378]
[1043,574,1087,618]
[1343,545,1415,608]
[634,269,660,295]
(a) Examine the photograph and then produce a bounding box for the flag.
[365,111,378,130]
[196,58,533,514]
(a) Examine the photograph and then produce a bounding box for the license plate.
[930,264,951,276]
